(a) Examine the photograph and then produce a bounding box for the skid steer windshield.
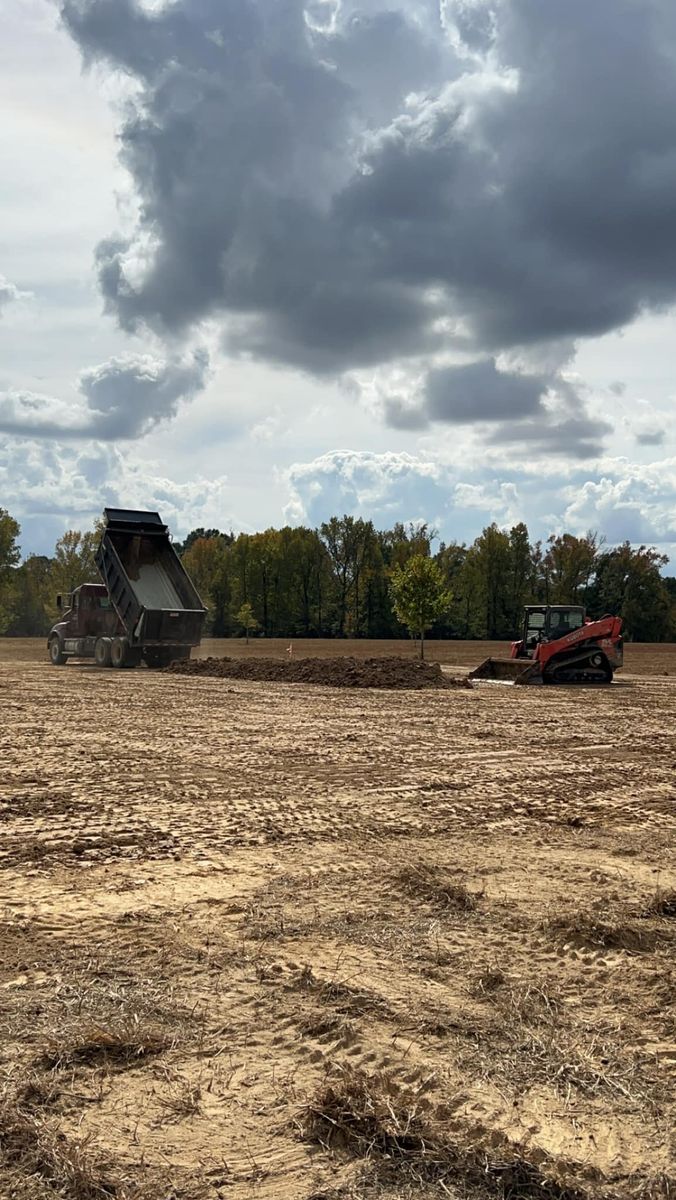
[548,609,585,638]
[524,607,585,650]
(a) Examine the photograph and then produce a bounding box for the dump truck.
[47,508,206,669]
[470,605,623,685]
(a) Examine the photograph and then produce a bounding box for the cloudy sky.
[2,0,676,560]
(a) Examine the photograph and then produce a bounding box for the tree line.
[1,506,675,642]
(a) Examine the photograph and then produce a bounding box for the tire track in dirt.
[1,656,675,1198]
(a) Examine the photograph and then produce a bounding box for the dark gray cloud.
[635,429,666,447]
[60,0,676,450]
[425,359,545,422]
[0,351,208,440]
[382,358,610,457]
[486,412,612,459]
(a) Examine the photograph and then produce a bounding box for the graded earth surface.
[1,639,674,1199]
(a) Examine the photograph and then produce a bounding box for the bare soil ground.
[1,639,674,1200]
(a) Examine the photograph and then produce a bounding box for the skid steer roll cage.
[519,605,586,656]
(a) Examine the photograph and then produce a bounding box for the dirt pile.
[166,654,469,690]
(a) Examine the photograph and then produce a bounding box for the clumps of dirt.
[166,655,470,690]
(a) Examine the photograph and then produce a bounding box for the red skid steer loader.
[470,606,623,685]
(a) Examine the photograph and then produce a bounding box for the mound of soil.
[166,654,469,690]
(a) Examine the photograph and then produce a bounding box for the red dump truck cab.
[48,584,124,664]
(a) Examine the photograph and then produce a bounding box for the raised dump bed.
[97,508,205,651]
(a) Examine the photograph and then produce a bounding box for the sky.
[1,0,676,562]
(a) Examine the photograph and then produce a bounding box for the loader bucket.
[468,657,541,685]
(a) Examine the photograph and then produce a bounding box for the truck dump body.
[96,509,206,648]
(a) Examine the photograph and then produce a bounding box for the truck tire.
[144,648,174,670]
[110,638,129,669]
[95,637,112,667]
[49,637,67,666]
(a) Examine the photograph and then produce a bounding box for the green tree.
[0,508,21,633]
[177,528,232,555]
[235,601,260,644]
[7,555,53,636]
[593,543,672,641]
[389,554,451,659]
[50,529,99,599]
[507,523,533,632]
[320,515,379,636]
[286,526,332,635]
[463,524,512,638]
[435,541,468,636]
[182,535,230,632]
[543,532,600,604]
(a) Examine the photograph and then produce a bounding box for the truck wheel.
[95,637,112,667]
[49,637,67,666]
[144,648,173,670]
[110,638,128,669]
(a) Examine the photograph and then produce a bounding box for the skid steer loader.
[470,606,623,685]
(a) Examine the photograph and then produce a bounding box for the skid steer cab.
[470,605,623,685]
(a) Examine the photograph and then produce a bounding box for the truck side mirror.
[56,594,62,610]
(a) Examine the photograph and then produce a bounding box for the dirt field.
[1,639,674,1199]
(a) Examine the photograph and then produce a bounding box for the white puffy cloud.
[0,350,209,440]
[562,460,676,545]
[453,481,522,526]
[0,434,234,555]
[0,274,31,314]
[284,449,445,527]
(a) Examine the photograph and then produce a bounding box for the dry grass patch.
[393,863,483,912]
[41,1019,172,1072]
[298,1064,593,1199]
[1,1084,208,1199]
[543,907,655,953]
[643,887,676,918]
[468,967,507,998]
[1,1096,135,1200]
[155,1082,203,1124]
